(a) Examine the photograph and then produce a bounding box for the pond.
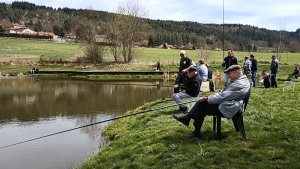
[0,76,174,169]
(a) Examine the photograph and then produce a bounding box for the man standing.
[250,54,257,87]
[174,50,194,93]
[243,56,252,76]
[270,55,279,77]
[222,49,238,87]
[172,65,250,138]
[172,67,201,113]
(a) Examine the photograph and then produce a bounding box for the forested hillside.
[1,1,300,53]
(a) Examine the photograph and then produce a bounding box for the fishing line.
[0,100,197,150]
[96,83,186,88]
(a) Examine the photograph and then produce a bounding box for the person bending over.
[174,50,194,93]
[172,67,201,113]
[173,65,250,138]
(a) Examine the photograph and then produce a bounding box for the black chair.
[213,82,253,140]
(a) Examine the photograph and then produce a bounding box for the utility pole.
[222,0,225,59]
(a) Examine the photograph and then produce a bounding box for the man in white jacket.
[173,65,250,138]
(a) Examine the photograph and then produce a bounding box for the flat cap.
[188,67,197,73]
[224,65,241,73]
[244,56,249,59]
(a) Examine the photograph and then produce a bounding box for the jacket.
[184,75,202,97]
[207,75,250,118]
[270,59,279,73]
[222,56,238,69]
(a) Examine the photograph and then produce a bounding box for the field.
[1,38,299,65]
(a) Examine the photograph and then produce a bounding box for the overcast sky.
[4,0,300,32]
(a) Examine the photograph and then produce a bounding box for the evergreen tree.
[147,35,154,47]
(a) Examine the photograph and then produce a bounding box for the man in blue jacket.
[173,65,250,138]
[172,67,201,113]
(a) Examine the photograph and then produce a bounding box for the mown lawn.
[78,79,300,169]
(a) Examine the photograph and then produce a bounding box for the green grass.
[78,81,300,169]
[0,38,83,61]
[1,38,300,65]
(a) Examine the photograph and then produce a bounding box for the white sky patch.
[3,0,300,31]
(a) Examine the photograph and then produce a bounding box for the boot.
[185,118,203,138]
[172,114,191,126]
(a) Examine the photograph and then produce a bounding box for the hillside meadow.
[1,38,299,66]
[0,38,298,80]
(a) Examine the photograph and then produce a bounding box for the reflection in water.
[0,77,173,169]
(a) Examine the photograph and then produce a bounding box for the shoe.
[172,114,190,126]
[185,132,202,139]
[178,106,187,111]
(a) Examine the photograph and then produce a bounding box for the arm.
[182,64,194,73]
[182,58,194,73]
[222,58,226,67]
[208,78,250,104]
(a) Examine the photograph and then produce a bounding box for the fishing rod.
[97,83,187,88]
[0,99,197,150]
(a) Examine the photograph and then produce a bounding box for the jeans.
[172,92,192,108]
[251,70,257,87]
[224,73,229,87]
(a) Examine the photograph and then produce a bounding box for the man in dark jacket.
[270,55,279,77]
[172,67,201,113]
[250,54,258,87]
[222,49,238,87]
[174,50,194,93]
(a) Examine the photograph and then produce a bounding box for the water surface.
[0,76,173,169]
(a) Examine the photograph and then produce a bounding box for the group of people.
[222,49,281,88]
[171,50,251,139]
[172,50,212,113]
[221,49,259,87]
[170,48,297,139]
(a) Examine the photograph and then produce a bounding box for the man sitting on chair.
[172,67,201,113]
[172,65,250,138]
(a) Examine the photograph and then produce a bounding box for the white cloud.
[4,0,300,31]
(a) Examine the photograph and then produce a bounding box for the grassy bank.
[78,81,300,169]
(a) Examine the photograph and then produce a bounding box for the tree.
[147,35,154,47]
[109,1,149,63]
[288,41,300,53]
[274,20,286,58]
[75,8,106,63]
[53,25,65,37]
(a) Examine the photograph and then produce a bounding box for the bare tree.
[274,20,287,60]
[288,41,300,53]
[108,1,150,63]
[75,8,106,63]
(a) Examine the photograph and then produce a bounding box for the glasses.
[180,54,185,56]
